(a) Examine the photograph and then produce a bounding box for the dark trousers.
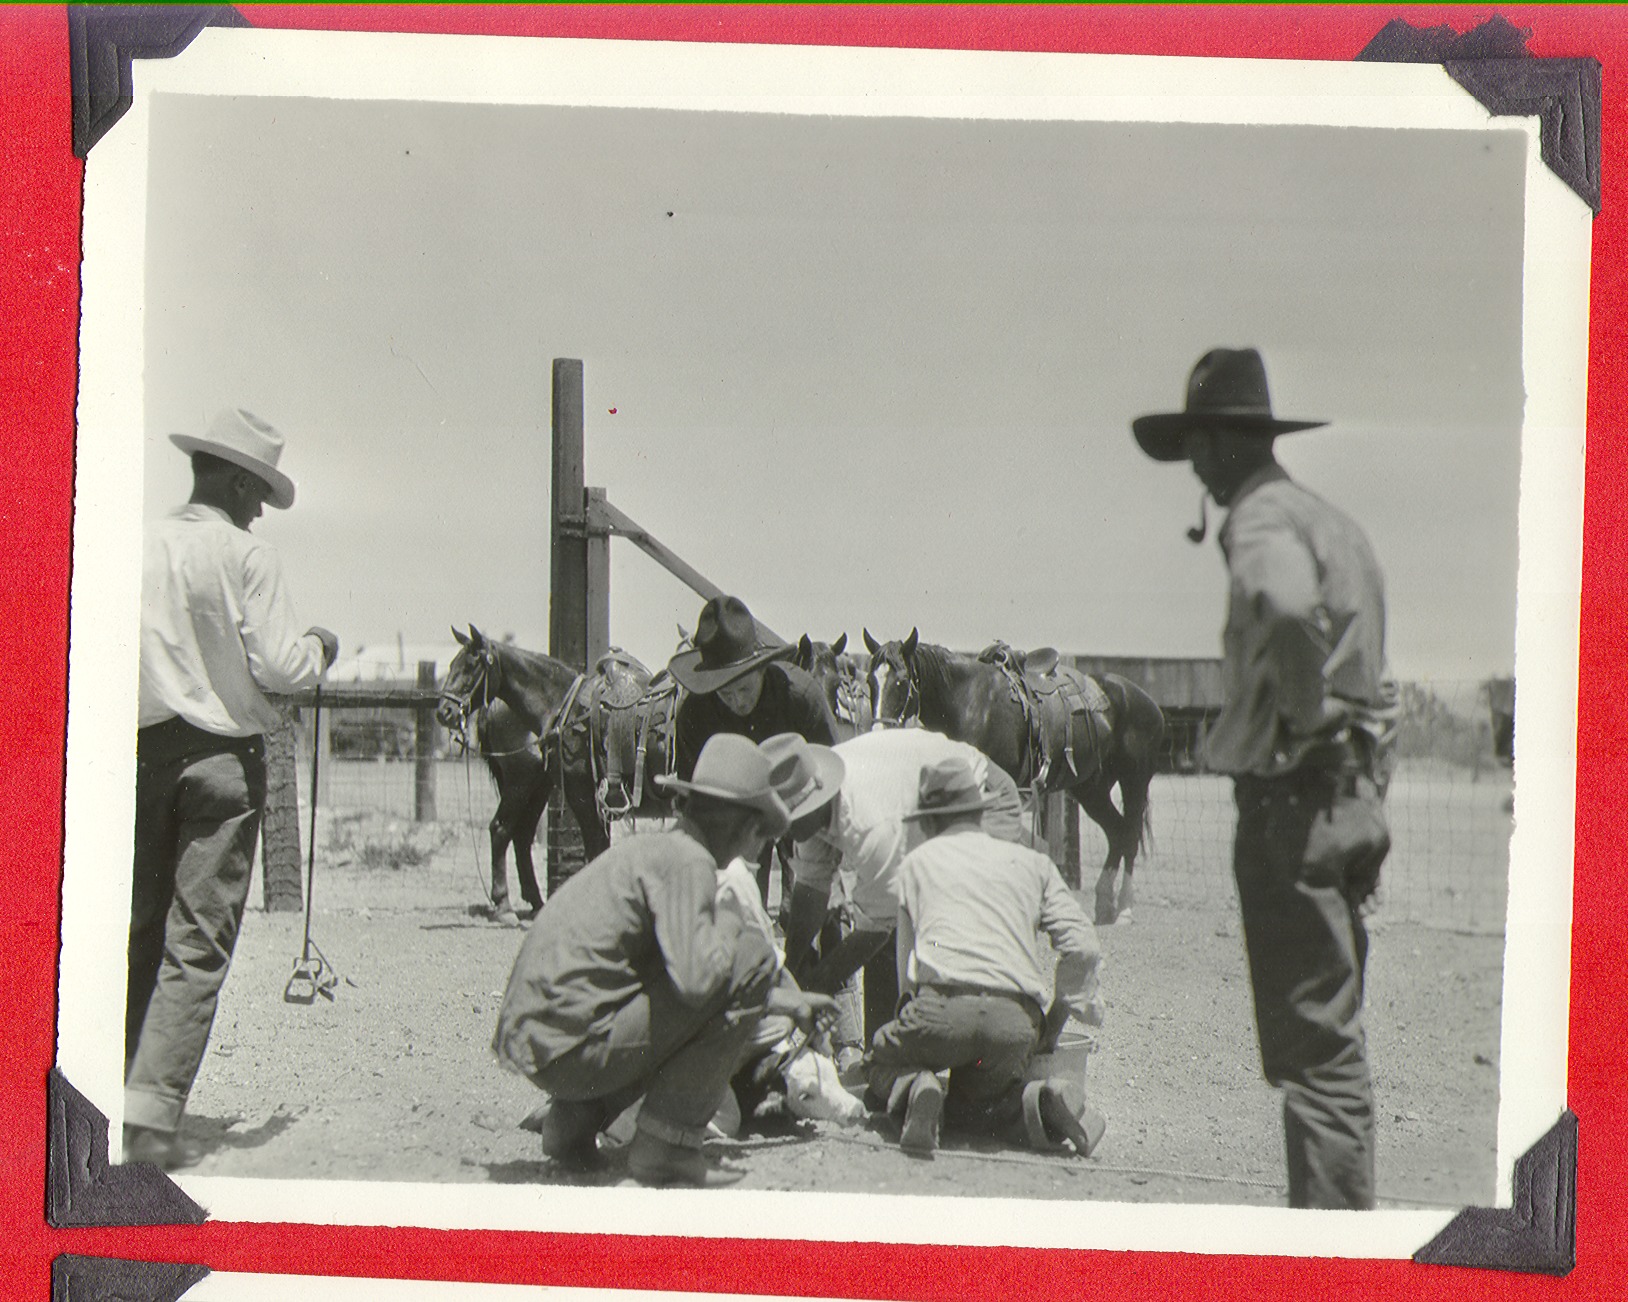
[532,971,771,1148]
[866,986,1041,1142]
[1233,766,1390,1209]
[126,718,265,1134]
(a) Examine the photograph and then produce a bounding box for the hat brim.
[653,773,791,839]
[902,792,1002,823]
[1131,413,1328,463]
[667,642,794,694]
[171,433,297,509]
[783,747,846,823]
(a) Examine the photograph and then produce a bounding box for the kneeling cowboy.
[863,755,1109,1157]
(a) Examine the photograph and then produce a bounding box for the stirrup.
[597,778,632,821]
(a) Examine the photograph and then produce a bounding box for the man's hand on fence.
[308,626,340,669]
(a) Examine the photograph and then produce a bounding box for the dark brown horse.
[863,629,1165,925]
[437,628,677,892]
[453,697,550,918]
[792,633,874,739]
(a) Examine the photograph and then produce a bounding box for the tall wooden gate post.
[547,359,611,894]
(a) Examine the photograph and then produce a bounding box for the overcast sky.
[141,93,1527,685]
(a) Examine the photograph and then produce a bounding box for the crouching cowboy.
[493,734,835,1187]
[866,757,1109,1158]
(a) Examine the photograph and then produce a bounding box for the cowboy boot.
[626,1129,746,1188]
[535,1097,608,1171]
[897,1071,945,1156]
[1022,1079,1107,1158]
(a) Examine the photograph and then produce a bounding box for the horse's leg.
[511,764,550,914]
[1074,782,1128,926]
[1114,766,1155,921]
[487,814,513,916]
[485,760,515,917]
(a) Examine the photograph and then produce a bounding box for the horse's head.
[797,633,871,732]
[863,627,920,729]
[438,624,501,734]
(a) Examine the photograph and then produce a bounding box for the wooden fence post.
[260,703,303,912]
[414,660,438,823]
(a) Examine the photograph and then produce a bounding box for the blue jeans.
[126,719,265,1133]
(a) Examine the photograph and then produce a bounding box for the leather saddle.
[558,649,683,823]
[979,641,1112,790]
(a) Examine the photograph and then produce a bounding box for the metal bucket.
[1025,1027,1094,1092]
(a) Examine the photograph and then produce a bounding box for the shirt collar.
[172,502,238,527]
[1227,461,1291,510]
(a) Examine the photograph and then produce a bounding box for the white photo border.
[59,26,1588,1258]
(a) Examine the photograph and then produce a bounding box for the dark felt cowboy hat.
[901,756,999,824]
[654,733,791,837]
[170,408,298,509]
[1132,348,1328,463]
[666,596,793,694]
[761,732,845,823]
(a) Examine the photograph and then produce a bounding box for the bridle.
[870,652,921,730]
[438,646,500,747]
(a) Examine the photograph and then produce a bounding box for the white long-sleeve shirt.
[896,825,1101,1024]
[787,729,1002,932]
[138,503,327,737]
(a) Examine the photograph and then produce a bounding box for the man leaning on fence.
[125,409,338,1169]
[1132,347,1398,1209]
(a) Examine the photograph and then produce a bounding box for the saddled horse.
[863,629,1165,925]
[792,633,874,739]
[437,627,679,901]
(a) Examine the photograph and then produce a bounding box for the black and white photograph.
[57,25,1587,1256]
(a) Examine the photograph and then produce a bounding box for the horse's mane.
[491,639,571,675]
[908,641,962,703]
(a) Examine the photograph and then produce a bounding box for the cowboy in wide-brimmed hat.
[1132,346,1396,1210]
[126,407,336,1171]
[668,595,794,694]
[172,407,302,518]
[1132,347,1327,544]
[495,733,836,1187]
[863,755,1107,1159]
[667,595,840,905]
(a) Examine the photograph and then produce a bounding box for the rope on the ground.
[816,1129,1290,1190]
[805,1131,1459,1205]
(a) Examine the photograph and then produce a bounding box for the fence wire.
[291,678,1515,935]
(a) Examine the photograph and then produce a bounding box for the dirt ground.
[176,806,1502,1211]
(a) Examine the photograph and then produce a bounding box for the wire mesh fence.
[285,677,1514,935]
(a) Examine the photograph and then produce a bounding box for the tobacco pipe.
[1187,492,1210,545]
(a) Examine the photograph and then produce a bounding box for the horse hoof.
[1094,907,1118,927]
[1115,909,1135,925]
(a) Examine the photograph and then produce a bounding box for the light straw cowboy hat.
[666,596,793,694]
[760,732,845,824]
[1131,348,1327,463]
[655,734,792,838]
[170,408,298,510]
[901,756,1001,823]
